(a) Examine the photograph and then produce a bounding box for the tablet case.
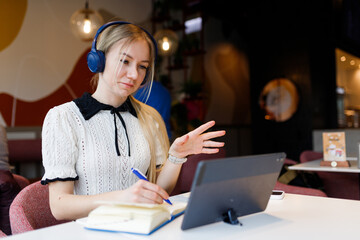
[181,152,285,230]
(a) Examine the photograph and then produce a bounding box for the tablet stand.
[222,209,242,226]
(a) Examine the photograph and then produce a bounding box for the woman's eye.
[120,59,129,64]
[139,65,148,70]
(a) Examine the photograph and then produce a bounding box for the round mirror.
[259,78,299,122]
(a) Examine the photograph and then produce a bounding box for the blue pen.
[131,167,173,205]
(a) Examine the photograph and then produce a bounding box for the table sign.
[321,132,349,167]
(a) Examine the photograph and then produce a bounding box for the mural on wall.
[0,0,27,52]
[204,42,251,125]
[0,0,152,127]
[0,49,93,126]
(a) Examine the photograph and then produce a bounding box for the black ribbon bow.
[73,92,137,157]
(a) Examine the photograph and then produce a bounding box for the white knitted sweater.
[41,101,165,195]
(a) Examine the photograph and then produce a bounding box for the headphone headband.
[87,21,158,75]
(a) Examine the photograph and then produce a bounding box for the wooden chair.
[9,181,69,234]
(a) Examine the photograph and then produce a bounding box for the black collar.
[73,92,137,157]
[73,92,137,120]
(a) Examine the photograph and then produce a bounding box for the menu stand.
[320,160,350,168]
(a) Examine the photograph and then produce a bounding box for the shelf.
[152,0,205,86]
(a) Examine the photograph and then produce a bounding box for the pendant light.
[154,29,179,56]
[70,0,104,41]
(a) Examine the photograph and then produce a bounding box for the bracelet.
[168,154,187,164]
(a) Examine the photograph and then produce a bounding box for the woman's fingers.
[201,130,226,140]
[139,190,164,204]
[132,180,169,204]
[169,120,226,158]
[191,120,215,135]
[201,148,220,154]
[200,141,224,154]
[143,181,169,199]
[203,140,225,148]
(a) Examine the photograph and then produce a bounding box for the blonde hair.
[91,23,168,182]
[130,96,170,182]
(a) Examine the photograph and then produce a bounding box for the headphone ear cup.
[87,50,105,73]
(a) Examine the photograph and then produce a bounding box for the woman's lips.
[119,82,134,88]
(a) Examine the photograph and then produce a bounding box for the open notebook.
[77,201,187,235]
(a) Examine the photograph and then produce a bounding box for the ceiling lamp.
[70,0,104,41]
[154,29,179,56]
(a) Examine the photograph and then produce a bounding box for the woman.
[41,22,225,221]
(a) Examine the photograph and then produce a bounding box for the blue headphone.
[87,21,158,84]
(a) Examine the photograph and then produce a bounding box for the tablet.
[181,152,285,230]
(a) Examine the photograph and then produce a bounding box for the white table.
[6,193,360,240]
[288,159,360,173]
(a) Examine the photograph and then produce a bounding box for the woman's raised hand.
[169,120,226,159]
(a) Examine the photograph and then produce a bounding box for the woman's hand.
[48,180,170,221]
[169,120,226,158]
[119,180,170,204]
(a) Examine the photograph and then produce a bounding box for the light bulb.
[83,19,91,33]
[162,37,170,51]
[154,29,179,56]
